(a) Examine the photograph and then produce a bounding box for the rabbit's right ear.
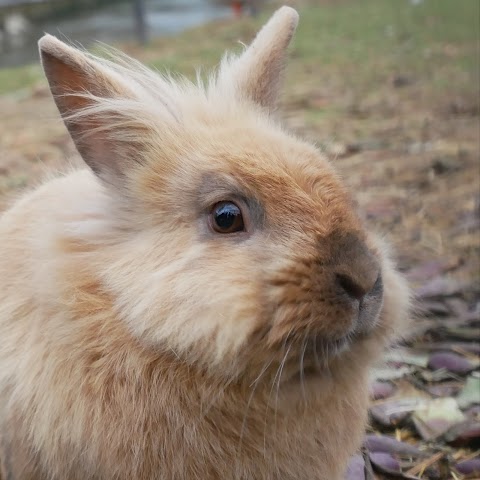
[39,35,142,185]
[217,6,299,111]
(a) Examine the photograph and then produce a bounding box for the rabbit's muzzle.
[267,232,384,357]
[264,233,384,383]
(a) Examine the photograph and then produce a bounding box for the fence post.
[133,0,148,45]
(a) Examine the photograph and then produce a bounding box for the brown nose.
[331,234,381,303]
[336,272,377,301]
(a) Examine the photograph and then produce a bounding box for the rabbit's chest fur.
[0,171,369,480]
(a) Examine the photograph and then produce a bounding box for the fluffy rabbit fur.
[0,7,410,480]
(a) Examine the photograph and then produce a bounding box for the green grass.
[0,0,478,96]
[0,64,42,95]
[145,0,479,89]
[289,0,479,90]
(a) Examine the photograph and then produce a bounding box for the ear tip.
[38,34,78,63]
[274,6,299,28]
[38,33,61,53]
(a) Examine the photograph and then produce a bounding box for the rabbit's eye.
[210,202,245,234]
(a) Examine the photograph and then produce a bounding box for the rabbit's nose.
[330,235,382,306]
[335,270,380,303]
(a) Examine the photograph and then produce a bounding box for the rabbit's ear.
[39,34,139,184]
[218,6,299,110]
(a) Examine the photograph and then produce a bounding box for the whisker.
[250,357,275,389]
[263,330,293,459]
[323,340,333,379]
[272,341,292,475]
[313,335,321,369]
[299,331,308,402]
[274,342,293,432]
[236,355,275,471]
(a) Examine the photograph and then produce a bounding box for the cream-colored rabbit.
[0,7,409,480]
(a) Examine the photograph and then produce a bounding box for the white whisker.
[299,331,308,402]
[236,355,275,468]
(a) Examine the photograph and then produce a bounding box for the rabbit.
[0,6,410,480]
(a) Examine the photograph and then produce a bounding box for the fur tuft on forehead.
[38,7,298,185]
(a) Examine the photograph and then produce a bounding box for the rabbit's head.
[39,7,409,386]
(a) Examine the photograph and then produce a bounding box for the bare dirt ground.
[0,1,478,478]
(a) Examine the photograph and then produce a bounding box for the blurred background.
[0,1,479,478]
[0,0,237,67]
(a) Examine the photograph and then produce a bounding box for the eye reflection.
[210,202,245,234]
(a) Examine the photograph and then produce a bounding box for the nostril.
[336,273,369,301]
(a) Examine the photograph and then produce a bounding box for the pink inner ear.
[41,51,106,175]
[41,50,97,115]
[40,42,139,181]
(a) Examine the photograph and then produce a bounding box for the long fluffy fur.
[0,7,410,480]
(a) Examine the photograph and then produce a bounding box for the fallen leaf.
[344,454,365,480]
[362,449,376,480]
[412,397,465,440]
[457,374,480,409]
[370,398,427,428]
[370,381,396,400]
[426,382,463,398]
[454,458,480,476]
[428,352,475,374]
[371,366,413,382]
[364,434,427,458]
[369,452,401,473]
[419,368,459,383]
[444,420,480,446]
[385,349,429,368]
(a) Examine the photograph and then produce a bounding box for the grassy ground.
[0,0,478,478]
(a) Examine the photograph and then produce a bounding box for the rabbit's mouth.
[278,332,359,384]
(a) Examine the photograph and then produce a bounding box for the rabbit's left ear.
[39,34,148,187]
[218,6,298,111]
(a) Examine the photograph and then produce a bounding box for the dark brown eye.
[210,201,245,234]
